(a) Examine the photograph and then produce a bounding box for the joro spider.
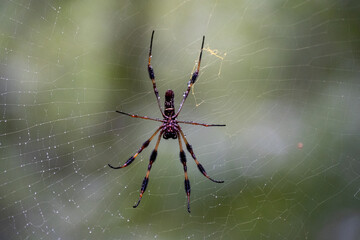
[109,30,225,213]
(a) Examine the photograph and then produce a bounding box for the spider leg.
[177,120,225,127]
[175,35,205,117]
[178,132,191,213]
[108,127,161,169]
[133,131,163,208]
[179,128,224,183]
[148,30,165,118]
[116,110,164,123]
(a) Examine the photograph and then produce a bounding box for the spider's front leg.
[175,35,205,117]
[148,30,165,117]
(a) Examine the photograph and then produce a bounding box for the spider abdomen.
[164,89,175,116]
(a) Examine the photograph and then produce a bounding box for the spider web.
[1,0,360,239]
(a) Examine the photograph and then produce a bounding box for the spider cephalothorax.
[162,119,178,139]
[109,31,225,213]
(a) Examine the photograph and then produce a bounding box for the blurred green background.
[1,0,360,239]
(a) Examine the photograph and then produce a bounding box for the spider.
[109,30,225,213]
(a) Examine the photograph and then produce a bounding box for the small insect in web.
[109,30,225,213]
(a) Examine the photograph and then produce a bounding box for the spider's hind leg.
[179,129,224,184]
[133,131,163,208]
[108,127,161,169]
[177,133,191,213]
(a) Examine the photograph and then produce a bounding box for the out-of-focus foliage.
[1,0,360,239]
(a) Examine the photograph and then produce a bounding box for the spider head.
[163,131,177,139]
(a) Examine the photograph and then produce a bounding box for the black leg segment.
[133,131,162,208]
[108,127,161,169]
[178,134,191,213]
[180,129,224,183]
